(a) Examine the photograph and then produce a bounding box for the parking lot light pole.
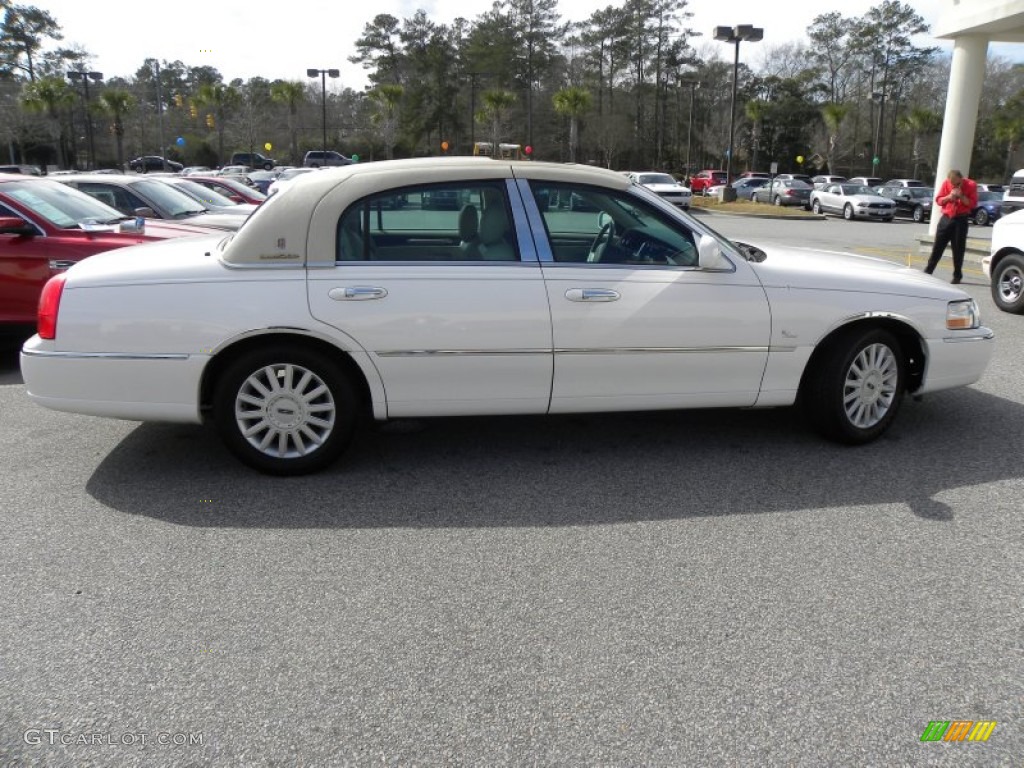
[680,79,700,179]
[307,68,340,160]
[67,70,102,169]
[714,25,763,202]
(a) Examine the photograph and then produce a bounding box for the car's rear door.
[306,178,554,417]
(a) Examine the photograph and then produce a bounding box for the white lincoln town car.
[21,158,993,474]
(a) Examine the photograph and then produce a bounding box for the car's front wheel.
[213,346,359,474]
[843,204,854,220]
[974,208,989,226]
[991,252,1024,314]
[913,205,925,223]
[804,327,906,444]
[812,200,822,214]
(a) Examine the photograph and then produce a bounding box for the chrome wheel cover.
[235,363,336,458]
[997,265,1024,304]
[843,343,898,429]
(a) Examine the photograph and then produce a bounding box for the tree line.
[3,0,1024,181]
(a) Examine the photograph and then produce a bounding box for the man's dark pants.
[925,214,970,280]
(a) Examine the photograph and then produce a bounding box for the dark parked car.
[229,152,275,170]
[128,156,183,173]
[878,185,934,222]
[752,179,813,208]
[303,150,354,168]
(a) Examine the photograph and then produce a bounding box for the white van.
[1001,169,1024,214]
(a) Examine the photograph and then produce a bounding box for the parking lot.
[1,215,1021,765]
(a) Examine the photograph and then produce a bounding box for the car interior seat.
[477,205,516,261]
[458,204,479,258]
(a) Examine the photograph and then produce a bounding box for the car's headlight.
[947,298,981,330]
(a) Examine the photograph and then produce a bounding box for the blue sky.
[20,0,1009,89]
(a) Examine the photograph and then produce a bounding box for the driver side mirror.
[0,216,37,236]
[133,206,157,219]
[698,234,729,270]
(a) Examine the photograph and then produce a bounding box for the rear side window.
[336,181,518,263]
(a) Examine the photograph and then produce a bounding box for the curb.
[693,207,826,222]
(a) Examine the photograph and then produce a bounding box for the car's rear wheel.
[991,253,1024,314]
[213,346,358,475]
[913,205,925,223]
[774,195,783,206]
[843,204,854,220]
[974,208,989,226]
[812,200,822,214]
[804,327,906,444]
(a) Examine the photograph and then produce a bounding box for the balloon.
[441,141,449,152]
[796,155,804,164]
[264,142,272,151]
[175,137,185,147]
[524,145,533,155]
[351,154,360,163]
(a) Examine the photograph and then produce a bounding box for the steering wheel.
[587,218,616,263]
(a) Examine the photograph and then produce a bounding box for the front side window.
[336,181,518,263]
[528,182,699,267]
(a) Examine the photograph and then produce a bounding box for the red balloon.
[524,145,533,155]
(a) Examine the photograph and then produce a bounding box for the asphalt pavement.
[1,221,1021,766]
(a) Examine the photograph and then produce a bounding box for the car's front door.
[518,180,772,413]
[306,179,554,417]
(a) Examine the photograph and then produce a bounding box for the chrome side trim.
[21,349,190,360]
[553,346,771,354]
[376,348,548,357]
[375,346,773,357]
[943,329,995,343]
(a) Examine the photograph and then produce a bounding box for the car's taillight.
[38,273,67,340]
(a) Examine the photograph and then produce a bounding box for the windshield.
[978,190,1002,202]
[638,173,677,185]
[841,185,875,195]
[907,188,933,199]
[4,179,126,227]
[132,178,208,217]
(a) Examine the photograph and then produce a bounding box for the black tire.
[213,345,359,475]
[912,205,925,223]
[843,204,854,220]
[263,162,274,170]
[774,195,783,206]
[812,199,822,214]
[991,252,1024,314]
[974,208,989,226]
[803,327,906,444]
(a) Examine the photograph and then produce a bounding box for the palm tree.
[270,81,307,165]
[96,89,135,170]
[745,99,768,172]
[898,107,942,179]
[820,103,850,176]
[195,83,240,164]
[20,76,74,167]
[476,90,516,156]
[367,84,404,160]
[552,87,592,163]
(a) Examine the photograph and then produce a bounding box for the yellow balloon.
[796,155,804,163]
[264,142,272,151]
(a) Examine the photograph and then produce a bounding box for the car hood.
[62,234,231,288]
[743,243,967,300]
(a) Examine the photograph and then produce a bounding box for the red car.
[689,169,729,194]
[185,175,267,205]
[0,176,212,328]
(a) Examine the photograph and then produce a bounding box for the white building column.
[930,34,990,235]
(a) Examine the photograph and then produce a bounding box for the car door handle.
[565,288,620,302]
[328,286,388,301]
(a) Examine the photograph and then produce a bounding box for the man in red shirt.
[924,169,977,284]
